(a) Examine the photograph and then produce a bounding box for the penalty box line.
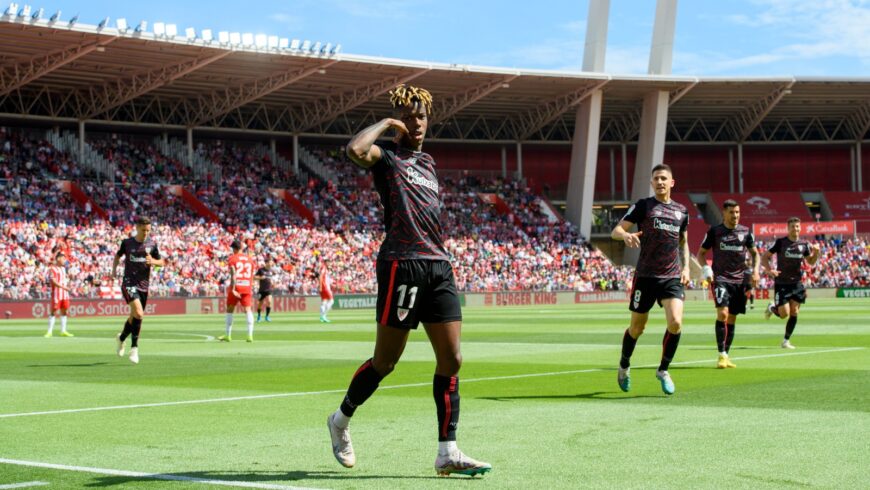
[0,347,862,420]
[0,458,323,490]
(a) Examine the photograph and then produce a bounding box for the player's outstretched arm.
[611,220,642,248]
[346,118,407,168]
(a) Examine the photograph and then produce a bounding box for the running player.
[761,217,820,349]
[319,262,333,323]
[255,255,274,323]
[697,199,759,368]
[44,251,73,338]
[218,240,255,342]
[113,217,164,364]
[326,84,491,477]
[611,164,690,395]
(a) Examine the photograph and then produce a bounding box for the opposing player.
[761,217,820,349]
[319,262,334,323]
[611,164,690,395]
[327,84,491,476]
[218,240,255,343]
[743,257,756,310]
[113,217,164,364]
[255,255,274,323]
[44,252,73,338]
[697,199,759,368]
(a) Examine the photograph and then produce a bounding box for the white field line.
[0,459,322,490]
[0,482,49,489]
[0,347,862,420]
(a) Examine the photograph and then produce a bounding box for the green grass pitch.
[1,298,868,489]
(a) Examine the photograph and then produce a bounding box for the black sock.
[715,320,726,353]
[659,331,681,372]
[119,319,132,342]
[785,316,798,340]
[266,307,271,316]
[339,358,384,417]
[257,308,261,315]
[434,375,459,442]
[749,295,754,305]
[130,318,142,348]
[725,323,735,353]
[620,329,638,369]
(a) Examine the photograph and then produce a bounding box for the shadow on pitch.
[478,391,664,401]
[84,469,444,487]
[27,362,110,368]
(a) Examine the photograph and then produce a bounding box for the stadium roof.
[1,15,869,144]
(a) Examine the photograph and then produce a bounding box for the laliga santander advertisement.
[1,298,186,320]
[753,220,855,237]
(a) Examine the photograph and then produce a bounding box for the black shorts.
[629,276,685,314]
[774,283,807,307]
[376,259,462,329]
[258,291,272,301]
[712,281,748,315]
[122,286,148,308]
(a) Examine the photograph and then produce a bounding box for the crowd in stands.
[1,129,868,301]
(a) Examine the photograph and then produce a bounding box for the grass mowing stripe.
[0,482,49,489]
[0,347,861,419]
[0,458,322,490]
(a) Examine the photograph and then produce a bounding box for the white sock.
[225,313,233,336]
[326,299,334,314]
[438,441,458,457]
[47,316,56,334]
[719,351,727,356]
[246,311,254,337]
[60,316,68,333]
[320,302,327,316]
[332,409,350,429]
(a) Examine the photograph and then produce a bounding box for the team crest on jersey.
[737,233,745,242]
[397,308,409,321]
[674,210,682,221]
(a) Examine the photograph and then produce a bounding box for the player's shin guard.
[620,329,638,369]
[715,320,726,353]
[119,318,132,342]
[725,323,735,353]
[130,318,142,348]
[659,331,682,372]
[339,358,383,417]
[785,316,798,340]
[434,375,459,442]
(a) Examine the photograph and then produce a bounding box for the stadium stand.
[824,191,870,233]
[710,192,812,226]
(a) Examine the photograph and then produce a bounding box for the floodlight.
[242,33,254,46]
[289,39,300,50]
[152,22,165,36]
[218,31,229,43]
[135,20,146,33]
[322,42,331,55]
[255,34,267,48]
[278,37,289,49]
[18,5,29,18]
[31,7,42,20]
[67,14,77,26]
[300,40,311,51]
[185,27,195,39]
[229,32,241,45]
[97,17,110,29]
[332,44,341,55]
[201,28,213,42]
[166,24,177,38]
[49,10,60,22]
[268,35,278,49]
[4,3,18,17]
[115,18,127,31]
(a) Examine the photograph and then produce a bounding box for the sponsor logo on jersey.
[129,256,147,263]
[404,167,439,192]
[719,242,745,252]
[653,218,681,233]
[784,246,805,259]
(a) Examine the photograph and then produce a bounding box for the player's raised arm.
[346,118,406,168]
[146,246,165,268]
[807,242,821,266]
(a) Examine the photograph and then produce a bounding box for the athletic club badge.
[397,308,409,321]
[737,233,745,242]
[674,210,682,221]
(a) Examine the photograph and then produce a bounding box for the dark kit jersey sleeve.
[622,197,688,279]
[117,237,160,292]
